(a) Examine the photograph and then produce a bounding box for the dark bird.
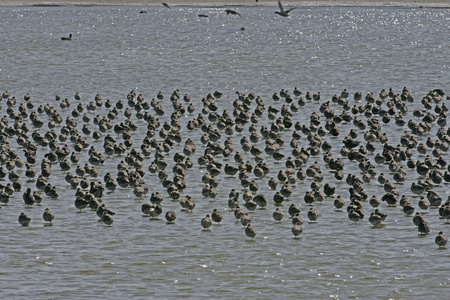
[75,197,89,212]
[435,231,448,248]
[225,9,241,17]
[273,207,284,222]
[141,203,152,216]
[101,211,114,226]
[334,196,345,210]
[275,0,297,17]
[18,212,31,227]
[343,138,360,149]
[348,209,361,223]
[417,219,431,235]
[292,222,303,238]
[61,34,72,41]
[245,224,257,238]
[368,212,383,226]
[288,203,301,217]
[307,208,319,222]
[43,208,54,223]
[412,212,425,226]
[148,204,163,219]
[165,210,176,223]
[162,2,170,8]
[201,214,212,230]
[211,209,223,224]
[97,204,115,219]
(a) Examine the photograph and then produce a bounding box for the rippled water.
[1,5,450,299]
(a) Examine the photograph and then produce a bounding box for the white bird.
[275,1,297,17]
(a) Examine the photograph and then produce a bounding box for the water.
[0,4,450,299]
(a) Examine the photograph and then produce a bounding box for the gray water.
[0,5,450,299]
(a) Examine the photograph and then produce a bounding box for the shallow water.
[0,5,450,299]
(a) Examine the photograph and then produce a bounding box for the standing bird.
[165,210,176,223]
[292,222,303,238]
[97,204,115,219]
[273,208,284,222]
[148,204,163,219]
[288,203,301,217]
[275,0,297,17]
[334,195,345,210]
[307,208,319,222]
[245,224,257,238]
[417,219,431,235]
[240,213,252,227]
[201,214,212,230]
[369,195,380,209]
[348,209,361,223]
[368,212,383,226]
[435,231,448,248]
[43,208,54,223]
[211,209,223,224]
[18,212,31,227]
[101,211,114,226]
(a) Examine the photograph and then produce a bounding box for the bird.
[348,209,361,223]
[234,205,245,220]
[307,208,319,222]
[97,204,115,219]
[435,231,448,248]
[101,211,114,226]
[225,9,241,17]
[18,212,31,227]
[245,224,257,238]
[417,219,431,235]
[368,212,383,226]
[292,213,303,225]
[148,204,163,219]
[61,34,72,41]
[75,197,90,212]
[165,210,176,223]
[288,203,301,217]
[369,195,380,209]
[141,203,152,216]
[374,209,387,222]
[162,2,170,8]
[334,196,345,210]
[275,1,297,17]
[240,213,252,227]
[201,214,212,230]
[412,212,425,226]
[273,207,284,222]
[211,209,223,224]
[403,204,415,216]
[43,208,54,223]
[292,222,303,238]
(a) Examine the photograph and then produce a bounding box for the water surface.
[0,5,449,299]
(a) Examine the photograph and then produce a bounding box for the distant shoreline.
[1,1,449,8]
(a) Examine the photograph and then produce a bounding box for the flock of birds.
[63,2,297,40]
[139,1,297,19]
[0,83,449,248]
